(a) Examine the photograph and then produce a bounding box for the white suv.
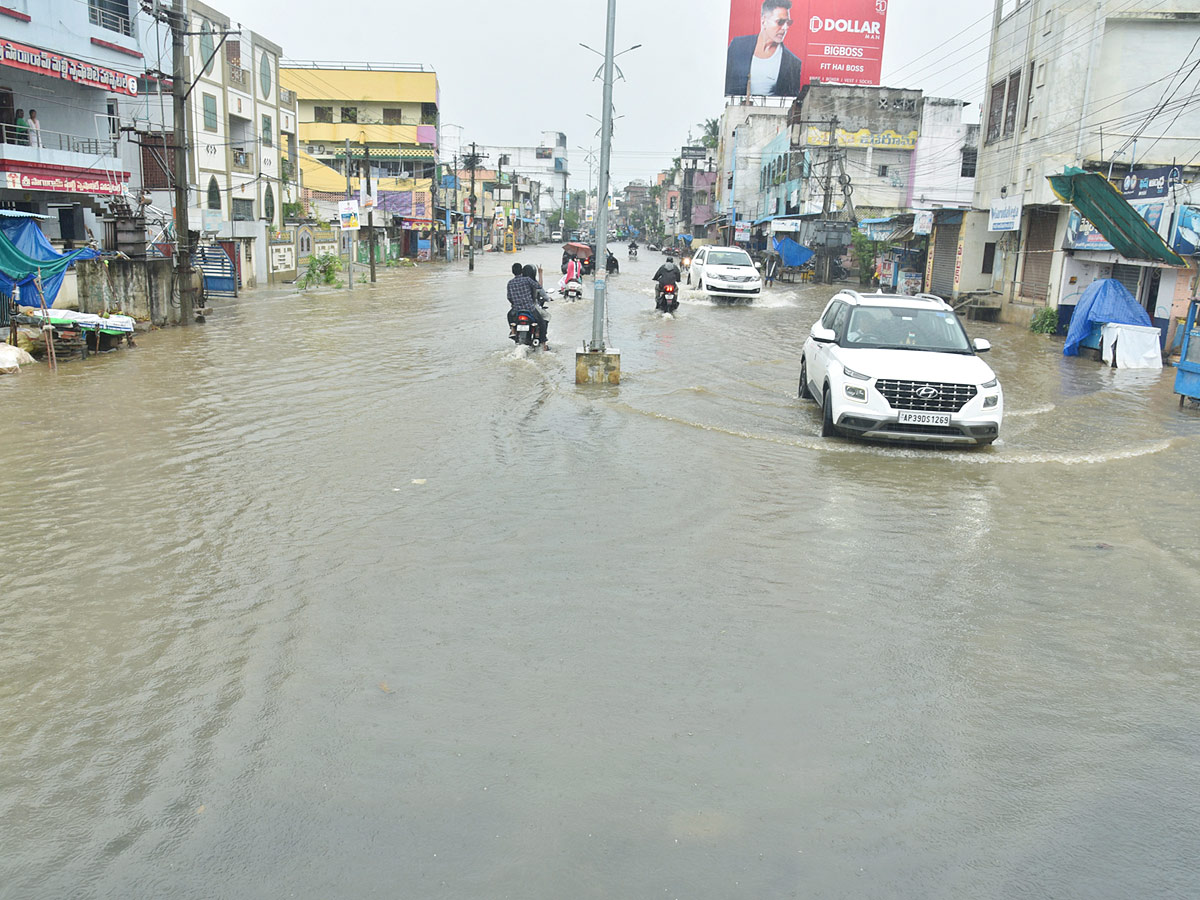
[687,246,762,300]
[799,290,1003,446]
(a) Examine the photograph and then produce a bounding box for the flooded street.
[2,246,1198,899]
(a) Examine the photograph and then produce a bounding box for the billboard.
[725,0,889,97]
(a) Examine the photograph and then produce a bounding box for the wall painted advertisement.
[725,0,889,97]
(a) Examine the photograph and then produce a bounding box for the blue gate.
[194,243,237,297]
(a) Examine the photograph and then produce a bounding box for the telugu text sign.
[725,0,889,97]
[0,39,138,96]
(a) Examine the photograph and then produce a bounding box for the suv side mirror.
[754,262,762,269]
[810,324,837,343]
[973,338,991,353]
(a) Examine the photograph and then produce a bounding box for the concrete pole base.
[575,347,621,384]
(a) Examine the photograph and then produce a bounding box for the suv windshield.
[844,306,972,353]
[707,249,752,266]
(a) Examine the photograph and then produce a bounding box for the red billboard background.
[725,0,889,95]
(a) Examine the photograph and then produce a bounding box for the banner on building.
[1172,204,1200,255]
[3,166,126,195]
[1064,203,1164,251]
[535,147,553,160]
[1120,166,1180,201]
[734,221,750,242]
[771,218,804,232]
[338,199,360,231]
[359,182,376,211]
[805,126,916,150]
[724,0,889,97]
[914,211,934,235]
[988,195,1023,232]
[0,39,138,96]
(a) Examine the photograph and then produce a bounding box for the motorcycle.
[606,254,620,275]
[561,280,583,302]
[509,310,544,347]
[628,246,638,259]
[655,281,679,314]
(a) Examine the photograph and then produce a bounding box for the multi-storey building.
[474,133,570,238]
[281,62,438,257]
[0,0,141,243]
[964,0,1200,329]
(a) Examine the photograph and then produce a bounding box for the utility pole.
[591,0,617,353]
[821,116,838,284]
[169,0,193,325]
[463,142,486,271]
[364,143,376,283]
[344,137,353,290]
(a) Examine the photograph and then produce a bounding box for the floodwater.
[2,246,1198,899]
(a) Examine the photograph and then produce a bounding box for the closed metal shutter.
[930,224,960,297]
[1021,208,1058,301]
[1111,263,1142,298]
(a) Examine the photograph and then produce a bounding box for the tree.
[699,117,720,149]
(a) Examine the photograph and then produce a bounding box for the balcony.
[227,64,247,89]
[231,149,254,173]
[0,126,125,194]
[298,122,425,146]
[279,88,296,108]
[88,0,132,37]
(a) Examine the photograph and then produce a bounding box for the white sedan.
[687,246,762,300]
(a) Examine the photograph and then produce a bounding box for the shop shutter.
[1021,207,1058,301]
[930,224,960,297]
[1111,263,1142,298]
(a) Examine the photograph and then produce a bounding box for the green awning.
[1047,167,1185,266]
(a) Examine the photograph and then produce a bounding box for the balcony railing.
[232,149,254,172]
[228,65,247,88]
[2,124,117,157]
[88,1,132,37]
[279,88,296,107]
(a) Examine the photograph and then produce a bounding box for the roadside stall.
[1175,298,1200,404]
[1063,278,1162,368]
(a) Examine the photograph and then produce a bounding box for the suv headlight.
[843,365,870,380]
[845,384,867,402]
[981,378,998,389]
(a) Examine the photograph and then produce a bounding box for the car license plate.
[899,411,951,427]
[516,324,530,332]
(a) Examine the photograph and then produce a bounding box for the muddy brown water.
[2,246,1198,899]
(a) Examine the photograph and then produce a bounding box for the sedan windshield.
[706,250,753,267]
[844,306,972,352]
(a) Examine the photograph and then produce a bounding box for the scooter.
[561,280,583,302]
[628,246,638,260]
[510,310,544,347]
[655,281,679,314]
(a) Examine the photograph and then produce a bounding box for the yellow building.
[281,63,438,240]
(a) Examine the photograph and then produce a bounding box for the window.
[340,106,357,123]
[207,176,221,210]
[421,102,438,125]
[263,185,274,223]
[106,100,119,137]
[313,106,332,123]
[198,20,215,76]
[89,0,132,37]
[982,242,996,275]
[986,81,1005,142]
[878,165,889,177]
[300,232,312,254]
[1004,70,1021,137]
[383,108,403,125]
[960,148,977,178]
[202,93,217,132]
[261,114,273,148]
[139,134,174,190]
[232,198,254,221]
[259,52,272,99]
[1023,61,1036,130]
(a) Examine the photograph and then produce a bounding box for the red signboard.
[0,38,138,96]
[725,0,889,96]
[3,164,127,195]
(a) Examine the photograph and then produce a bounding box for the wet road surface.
[2,245,1198,898]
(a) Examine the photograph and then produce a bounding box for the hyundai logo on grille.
[916,386,940,400]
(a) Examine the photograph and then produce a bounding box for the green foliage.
[699,117,720,149]
[1030,306,1059,334]
[297,252,342,290]
[281,201,302,221]
[850,229,876,285]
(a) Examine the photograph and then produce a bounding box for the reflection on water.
[1,247,1197,899]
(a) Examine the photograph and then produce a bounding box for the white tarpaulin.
[1101,323,1163,369]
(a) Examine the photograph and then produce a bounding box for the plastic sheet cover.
[773,236,814,269]
[1063,278,1152,356]
[0,219,98,308]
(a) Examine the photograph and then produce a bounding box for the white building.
[474,132,569,233]
[963,0,1200,325]
[0,0,141,242]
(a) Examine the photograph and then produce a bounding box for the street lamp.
[579,41,641,82]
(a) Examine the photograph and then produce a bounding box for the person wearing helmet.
[652,255,682,306]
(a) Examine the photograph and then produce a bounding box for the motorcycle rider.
[606,250,619,274]
[507,262,552,348]
[652,255,682,307]
[628,238,638,258]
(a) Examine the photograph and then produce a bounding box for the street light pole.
[591,0,617,352]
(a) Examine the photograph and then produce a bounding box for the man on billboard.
[725,0,803,97]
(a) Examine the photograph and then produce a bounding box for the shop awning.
[1047,167,1184,266]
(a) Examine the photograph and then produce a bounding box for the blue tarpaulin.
[0,218,98,308]
[1063,278,1152,356]
[773,236,814,268]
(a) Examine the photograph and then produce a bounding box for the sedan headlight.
[843,365,870,380]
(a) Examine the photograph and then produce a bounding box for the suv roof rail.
[835,288,865,302]
[913,292,949,305]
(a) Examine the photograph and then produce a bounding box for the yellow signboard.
[806,127,919,150]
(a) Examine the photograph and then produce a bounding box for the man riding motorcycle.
[507,262,552,348]
[652,255,682,309]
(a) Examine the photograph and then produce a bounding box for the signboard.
[338,199,360,231]
[0,39,138,96]
[724,0,889,96]
[805,126,916,150]
[1064,203,1164,251]
[202,210,222,233]
[914,210,933,235]
[771,218,804,232]
[3,166,125,195]
[359,182,376,211]
[682,146,707,160]
[1120,166,1180,200]
[901,270,923,294]
[535,147,552,160]
[1172,204,1200,255]
[734,221,750,242]
[988,194,1023,232]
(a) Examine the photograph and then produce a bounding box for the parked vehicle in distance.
[688,246,762,300]
[798,290,1003,446]
[551,230,563,241]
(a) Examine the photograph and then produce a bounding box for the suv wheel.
[820,385,837,437]
[798,358,813,400]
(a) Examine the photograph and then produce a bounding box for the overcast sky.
[228,0,996,190]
